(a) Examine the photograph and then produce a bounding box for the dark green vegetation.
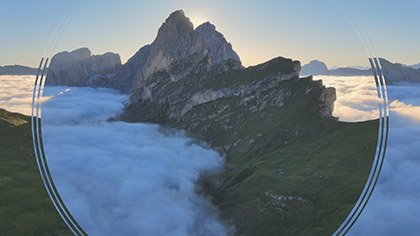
[0,109,72,236]
[121,57,378,236]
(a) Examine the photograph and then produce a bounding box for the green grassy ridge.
[121,60,378,235]
[0,109,72,236]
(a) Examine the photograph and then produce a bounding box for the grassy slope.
[123,65,378,235]
[0,109,72,236]
[188,78,378,236]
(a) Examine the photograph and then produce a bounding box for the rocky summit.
[45,48,121,87]
[43,10,378,236]
[90,9,242,94]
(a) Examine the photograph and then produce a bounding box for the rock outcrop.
[45,48,121,87]
[379,58,420,84]
[318,86,337,117]
[93,10,242,94]
[44,10,336,120]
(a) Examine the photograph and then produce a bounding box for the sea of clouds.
[40,86,230,236]
[0,75,44,115]
[1,75,419,235]
[317,76,420,236]
[346,81,420,236]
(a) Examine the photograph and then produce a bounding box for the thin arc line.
[332,2,389,234]
[342,118,389,235]
[34,61,88,236]
[341,60,390,235]
[35,65,88,236]
[340,61,390,235]
[31,59,80,236]
[341,1,379,58]
[374,58,390,117]
[338,59,387,235]
[46,0,85,58]
[36,117,89,236]
[332,59,385,236]
[34,59,84,236]
[34,1,89,235]
[337,2,374,60]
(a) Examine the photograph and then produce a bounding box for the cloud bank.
[316,76,420,235]
[41,86,230,236]
[2,75,420,235]
[0,75,36,115]
[317,76,380,122]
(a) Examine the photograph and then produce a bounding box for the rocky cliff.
[45,48,121,87]
[94,10,242,94]
[39,10,378,236]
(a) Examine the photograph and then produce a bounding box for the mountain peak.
[155,10,194,41]
[196,22,216,31]
[195,21,241,65]
[167,9,187,21]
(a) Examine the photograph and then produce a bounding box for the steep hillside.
[119,56,378,235]
[0,109,72,235]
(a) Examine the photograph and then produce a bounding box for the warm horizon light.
[1,1,419,69]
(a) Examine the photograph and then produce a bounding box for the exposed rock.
[45,48,121,87]
[92,45,151,93]
[318,84,337,118]
[195,22,241,65]
[276,169,285,175]
[97,10,242,95]
[379,58,420,84]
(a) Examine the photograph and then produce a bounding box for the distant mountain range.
[0,10,381,236]
[0,65,38,75]
[406,62,420,69]
[301,60,372,77]
[38,10,378,236]
[301,59,420,84]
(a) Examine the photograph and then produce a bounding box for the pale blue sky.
[1,0,419,68]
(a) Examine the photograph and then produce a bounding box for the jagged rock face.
[139,10,209,84]
[102,10,242,95]
[379,58,420,84]
[92,45,152,93]
[45,10,242,93]
[318,86,337,117]
[45,48,121,87]
[195,22,241,65]
[120,56,337,127]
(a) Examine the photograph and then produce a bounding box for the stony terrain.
[45,47,121,87]
[43,10,378,236]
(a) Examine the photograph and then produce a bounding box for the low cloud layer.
[317,76,380,122]
[0,75,36,115]
[1,75,420,235]
[41,87,230,236]
[315,76,420,235]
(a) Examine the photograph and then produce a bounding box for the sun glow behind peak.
[190,16,207,28]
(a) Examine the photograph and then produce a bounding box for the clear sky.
[1,0,419,68]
